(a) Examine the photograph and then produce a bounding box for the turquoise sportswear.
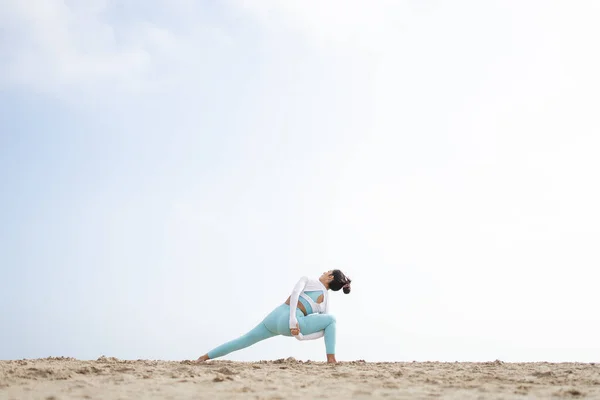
[207,299,336,359]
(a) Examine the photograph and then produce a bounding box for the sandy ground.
[1,357,599,399]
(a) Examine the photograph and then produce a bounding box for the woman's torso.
[285,290,325,316]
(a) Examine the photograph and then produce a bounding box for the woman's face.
[320,270,334,283]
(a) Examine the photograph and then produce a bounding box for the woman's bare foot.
[326,354,337,364]
[196,354,209,363]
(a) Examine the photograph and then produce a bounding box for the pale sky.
[1,0,599,363]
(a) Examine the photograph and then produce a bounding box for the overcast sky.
[1,0,599,363]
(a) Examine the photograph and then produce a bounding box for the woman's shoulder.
[294,276,326,293]
[303,277,325,289]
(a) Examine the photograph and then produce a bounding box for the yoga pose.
[196,269,352,364]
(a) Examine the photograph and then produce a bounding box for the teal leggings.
[207,303,337,359]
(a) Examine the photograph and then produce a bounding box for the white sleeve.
[294,331,324,341]
[289,276,308,329]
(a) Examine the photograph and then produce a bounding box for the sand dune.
[1,356,598,399]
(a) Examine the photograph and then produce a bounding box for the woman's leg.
[204,321,277,360]
[298,314,337,355]
[264,303,303,337]
[265,303,337,356]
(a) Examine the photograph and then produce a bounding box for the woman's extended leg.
[298,314,337,355]
[202,322,277,360]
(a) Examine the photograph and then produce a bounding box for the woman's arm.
[289,276,308,330]
[295,291,328,341]
[294,331,324,341]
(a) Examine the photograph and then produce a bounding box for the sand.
[1,356,599,399]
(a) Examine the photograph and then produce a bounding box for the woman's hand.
[290,323,300,336]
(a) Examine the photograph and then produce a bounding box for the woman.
[196,269,352,364]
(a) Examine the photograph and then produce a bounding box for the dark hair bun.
[330,269,352,293]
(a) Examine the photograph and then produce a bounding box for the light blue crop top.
[298,291,322,315]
